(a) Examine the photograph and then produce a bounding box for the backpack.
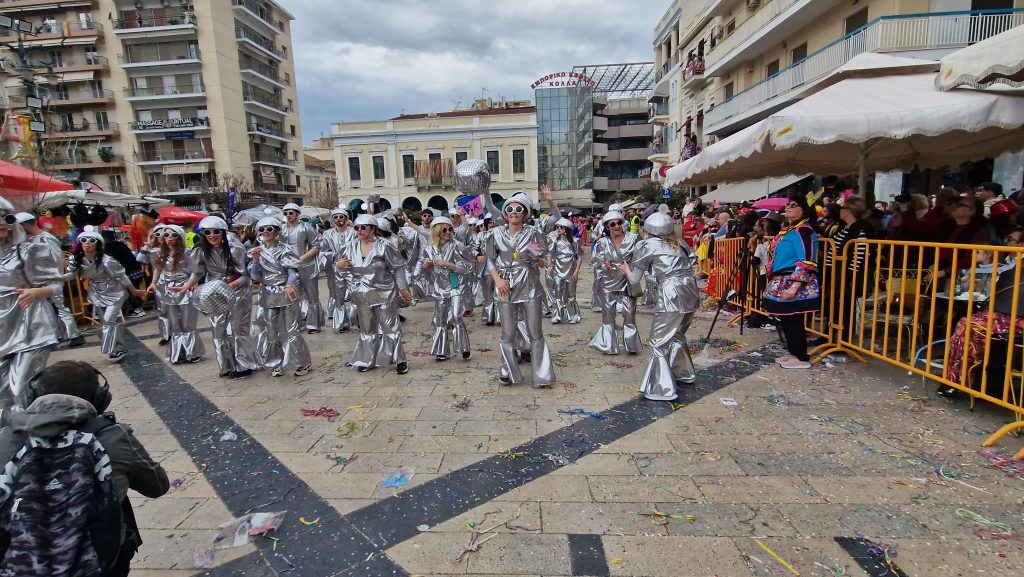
[0,417,135,577]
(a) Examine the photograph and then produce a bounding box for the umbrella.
[752,197,789,211]
[0,160,75,211]
[233,204,282,225]
[157,205,208,225]
[299,206,331,222]
[937,25,1024,91]
[665,72,1024,196]
[31,189,171,212]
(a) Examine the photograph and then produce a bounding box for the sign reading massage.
[530,71,597,90]
[135,118,207,130]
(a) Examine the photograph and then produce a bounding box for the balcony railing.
[113,13,197,30]
[648,99,668,120]
[654,52,679,83]
[254,153,296,166]
[139,150,212,162]
[46,88,113,102]
[704,0,801,69]
[119,47,201,64]
[249,122,288,138]
[240,59,288,85]
[235,27,284,58]
[43,121,118,135]
[125,83,205,97]
[3,19,102,37]
[706,9,1024,130]
[232,0,280,32]
[243,90,289,112]
[413,158,456,187]
[131,117,210,131]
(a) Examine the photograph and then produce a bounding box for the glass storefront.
[536,86,593,191]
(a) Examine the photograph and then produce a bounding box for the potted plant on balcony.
[98,148,114,163]
[168,17,180,25]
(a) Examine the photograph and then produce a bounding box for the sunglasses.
[201,229,223,236]
[606,220,623,228]
[257,226,278,233]
[79,237,100,244]
[161,232,180,239]
[332,214,348,220]
[785,203,801,209]
[2,214,15,225]
[438,227,453,233]
[283,210,299,216]
[355,224,375,231]
[504,205,527,214]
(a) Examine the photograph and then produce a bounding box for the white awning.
[938,24,1024,91]
[702,174,811,204]
[55,70,97,83]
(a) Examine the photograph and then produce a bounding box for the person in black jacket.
[102,230,147,318]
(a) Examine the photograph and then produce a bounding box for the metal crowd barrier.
[695,235,1024,458]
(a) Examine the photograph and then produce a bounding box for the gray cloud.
[278,0,666,145]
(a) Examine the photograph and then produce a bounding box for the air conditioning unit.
[747,0,760,8]
[712,25,724,39]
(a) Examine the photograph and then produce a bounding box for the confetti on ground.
[753,538,800,576]
[298,517,319,526]
[720,398,738,407]
[336,421,365,438]
[976,449,1024,478]
[606,361,634,369]
[557,408,605,419]
[766,392,790,407]
[452,397,473,411]
[500,450,526,460]
[382,466,415,488]
[326,454,357,468]
[300,406,341,421]
[630,506,696,526]
[346,401,379,415]
[689,336,744,352]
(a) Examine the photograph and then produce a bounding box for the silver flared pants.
[327,274,355,331]
[551,277,581,324]
[95,303,126,356]
[262,303,312,371]
[297,266,324,331]
[589,291,641,354]
[166,301,205,363]
[496,299,555,386]
[207,287,257,374]
[350,301,406,368]
[52,296,80,341]
[429,293,471,358]
[639,311,696,401]
[480,274,498,325]
[0,345,52,408]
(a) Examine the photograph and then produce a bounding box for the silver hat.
[644,212,675,236]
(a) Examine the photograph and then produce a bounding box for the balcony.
[653,53,679,84]
[606,124,655,139]
[45,88,113,107]
[606,178,647,192]
[413,158,456,188]
[138,150,213,165]
[232,0,281,37]
[705,9,1024,134]
[647,141,669,163]
[9,55,108,77]
[0,0,93,12]
[130,117,211,133]
[2,20,102,47]
[248,122,293,142]
[236,27,284,61]
[705,0,841,77]
[119,46,201,68]
[124,83,206,102]
[113,13,197,40]
[681,63,708,92]
[593,176,609,190]
[605,147,653,162]
[239,59,289,89]
[45,155,124,170]
[252,152,296,168]
[593,115,608,133]
[243,89,290,116]
[592,142,608,158]
[39,121,118,140]
[648,98,669,125]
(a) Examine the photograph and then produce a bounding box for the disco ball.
[193,279,233,316]
[455,159,491,195]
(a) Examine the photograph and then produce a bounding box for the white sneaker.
[293,364,311,376]
[127,309,146,318]
[776,355,796,364]
[779,359,812,369]
[271,366,283,377]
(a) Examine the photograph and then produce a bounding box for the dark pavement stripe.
[568,534,610,577]
[834,536,910,577]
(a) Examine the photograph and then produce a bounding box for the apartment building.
[330,98,538,213]
[0,0,305,205]
[649,0,1024,192]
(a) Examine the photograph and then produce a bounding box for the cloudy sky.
[278,0,668,145]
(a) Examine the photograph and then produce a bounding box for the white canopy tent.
[665,72,1024,192]
[701,174,810,204]
[937,24,1024,91]
[31,189,171,212]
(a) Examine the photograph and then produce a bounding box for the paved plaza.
[52,267,1024,577]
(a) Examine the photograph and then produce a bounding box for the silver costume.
[0,239,61,406]
[248,243,312,372]
[281,221,324,332]
[484,224,556,386]
[65,255,132,357]
[190,236,256,375]
[157,249,205,363]
[548,234,581,324]
[345,237,410,369]
[589,233,642,355]
[627,238,701,401]
[319,226,357,331]
[418,239,473,359]
[142,246,170,342]
[28,231,80,341]
[475,228,499,325]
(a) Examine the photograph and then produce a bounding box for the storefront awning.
[701,174,810,204]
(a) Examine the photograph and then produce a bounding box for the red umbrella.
[0,160,75,211]
[157,205,208,225]
[752,197,789,211]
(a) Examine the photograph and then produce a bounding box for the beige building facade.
[648,0,1024,188]
[1,0,305,206]
[330,98,538,213]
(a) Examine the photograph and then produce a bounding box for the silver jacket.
[484,225,548,304]
[417,240,472,298]
[156,249,199,306]
[249,243,302,308]
[65,255,132,308]
[627,238,700,313]
[281,222,320,272]
[592,233,639,292]
[190,235,249,285]
[319,227,357,282]
[548,234,579,279]
[0,242,62,357]
[346,237,410,306]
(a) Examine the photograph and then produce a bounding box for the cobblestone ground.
[50,264,1024,577]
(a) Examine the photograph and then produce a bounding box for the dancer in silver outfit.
[65,230,146,364]
[280,203,323,334]
[140,224,171,345]
[157,225,205,363]
[476,215,499,326]
[338,215,413,374]
[465,217,485,309]
[181,216,257,378]
[484,192,556,387]
[621,213,700,401]
[319,208,357,332]
[0,202,63,407]
[589,211,642,355]
[418,217,473,361]
[547,218,582,324]
[402,209,437,302]
[248,216,312,377]
[15,213,82,346]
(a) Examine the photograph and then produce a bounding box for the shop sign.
[164,131,195,140]
[530,71,597,90]
[163,163,209,175]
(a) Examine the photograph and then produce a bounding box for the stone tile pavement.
[45,265,1024,577]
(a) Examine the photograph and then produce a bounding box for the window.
[402,154,415,179]
[845,8,868,35]
[765,59,780,78]
[109,174,123,192]
[791,43,807,64]
[372,155,385,180]
[57,113,74,130]
[290,124,296,136]
[348,157,361,183]
[455,151,468,165]
[512,149,525,175]
[292,150,298,161]
[723,82,734,100]
[486,149,499,175]
[94,111,109,130]
[725,20,735,35]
